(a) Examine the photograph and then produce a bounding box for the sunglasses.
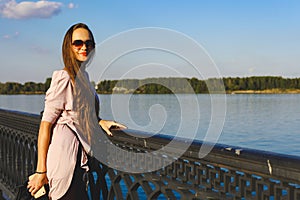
[72,40,95,48]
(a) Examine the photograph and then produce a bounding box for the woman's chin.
[76,56,88,62]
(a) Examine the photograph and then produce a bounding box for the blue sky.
[0,0,299,83]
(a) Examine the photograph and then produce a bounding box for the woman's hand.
[99,120,127,136]
[28,121,51,196]
[27,173,48,196]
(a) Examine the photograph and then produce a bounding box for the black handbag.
[15,181,49,200]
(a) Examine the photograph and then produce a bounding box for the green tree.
[44,78,52,91]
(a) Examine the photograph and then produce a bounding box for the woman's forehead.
[72,28,91,40]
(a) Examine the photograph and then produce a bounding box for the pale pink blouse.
[41,70,91,199]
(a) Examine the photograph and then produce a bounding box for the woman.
[27,23,126,199]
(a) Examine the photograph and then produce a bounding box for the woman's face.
[71,28,94,62]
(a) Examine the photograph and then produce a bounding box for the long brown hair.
[62,23,99,144]
[62,23,95,82]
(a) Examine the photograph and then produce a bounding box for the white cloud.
[68,2,75,9]
[2,31,19,39]
[0,0,63,19]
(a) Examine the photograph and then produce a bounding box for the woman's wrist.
[35,171,47,174]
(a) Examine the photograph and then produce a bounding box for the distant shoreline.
[229,89,300,94]
[2,89,300,95]
[0,92,45,95]
[2,76,300,94]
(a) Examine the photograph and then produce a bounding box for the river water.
[1,94,299,156]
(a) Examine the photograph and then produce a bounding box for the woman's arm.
[27,121,52,196]
[36,121,52,173]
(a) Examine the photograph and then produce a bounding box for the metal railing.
[1,108,300,199]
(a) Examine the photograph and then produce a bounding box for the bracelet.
[35,171,47,174]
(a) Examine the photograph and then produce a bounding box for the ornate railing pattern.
[1,108,300,200]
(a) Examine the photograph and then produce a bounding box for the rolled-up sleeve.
[42,70,73,124]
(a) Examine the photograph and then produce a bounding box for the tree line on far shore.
[1,76,300,94]
[96,76,300,94]
[0,78,52,94]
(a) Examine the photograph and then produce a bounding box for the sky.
[0,0,300,83]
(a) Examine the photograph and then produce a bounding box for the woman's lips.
[80,52,87,56]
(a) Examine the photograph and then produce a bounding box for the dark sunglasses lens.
[73,40,84,47]
[85,40,94,47]
[73,40,94,48]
